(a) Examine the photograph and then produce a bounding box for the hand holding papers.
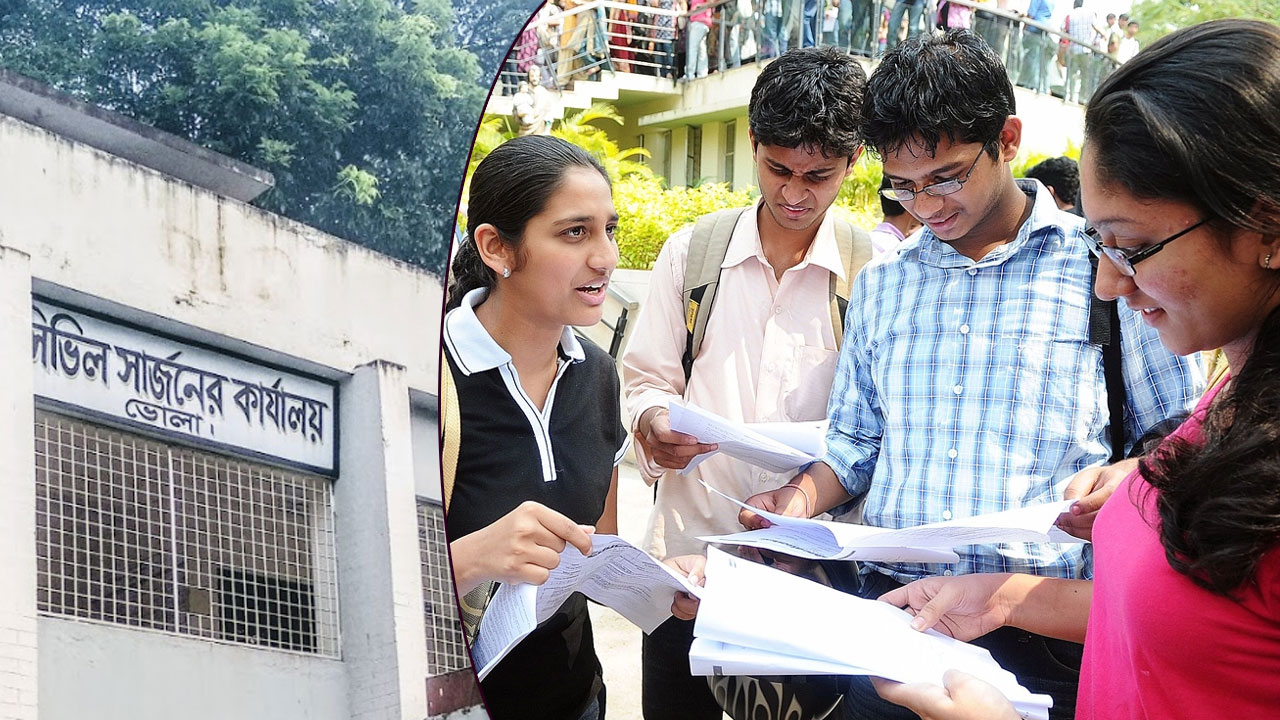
[472,534,702,680]
[667,402,827,474]
[690,548,1053,720]
[700,480,1082,562]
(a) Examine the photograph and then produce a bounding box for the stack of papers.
[699,481,1081,562]
[668,402,827,474]
[471,535,702,680]
[691,548,1053,720]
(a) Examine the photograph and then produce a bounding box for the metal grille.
[35,411,340,657]
[418,499,469,675]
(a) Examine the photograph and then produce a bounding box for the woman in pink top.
[868,19,1280,720]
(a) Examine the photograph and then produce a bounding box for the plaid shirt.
[823,180,1203,583]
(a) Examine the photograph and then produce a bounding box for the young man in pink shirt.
[622,46,871,720]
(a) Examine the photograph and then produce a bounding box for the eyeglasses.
[1085,218,1210,277]
[879,146,987,202]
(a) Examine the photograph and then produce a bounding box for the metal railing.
[497,0,1123,105]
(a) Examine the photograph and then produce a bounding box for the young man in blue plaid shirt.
[741,30,1203,720]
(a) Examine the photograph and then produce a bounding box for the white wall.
[39,618,348,720]
[0,114,442,392]
[0,246,38,720]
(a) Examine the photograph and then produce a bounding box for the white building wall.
[38,619,347,720]
[337,362,430,720]
[0,114,442,391]
[0,106,450,719]
[0,246,38,720]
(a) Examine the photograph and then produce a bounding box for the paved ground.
[589,457,651,720]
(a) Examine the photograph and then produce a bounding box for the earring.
[502,267,511,278]
[1265,252,1274,270]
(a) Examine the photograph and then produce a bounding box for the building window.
[686,125,703,187]
[724,120,736,185]
[34,411,340,657]
[419,499,469,674]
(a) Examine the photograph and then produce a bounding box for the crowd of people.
[502,0,1143,99]
[448,16,1280,720]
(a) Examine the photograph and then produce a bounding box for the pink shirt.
[622,200,846,559]
[1080,378,1280,719]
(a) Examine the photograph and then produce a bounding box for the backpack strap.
[440,351,495,645]
[1087,254,1127,463]
[829,218,874,351]
[441,350,461,512]
[682,208,750,383]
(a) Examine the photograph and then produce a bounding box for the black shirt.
[443,290,628,720]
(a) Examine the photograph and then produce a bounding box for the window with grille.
[724,120,736,185]
[418,499,469,675]
[34,411,340,657]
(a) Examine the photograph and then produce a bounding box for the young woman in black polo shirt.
[442,135,628,720]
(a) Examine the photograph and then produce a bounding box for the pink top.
[689,0,713,27]
[1080,378,1280,719]
[622,200,846,558]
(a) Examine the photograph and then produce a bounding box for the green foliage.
[552,103,653,180]
[613,174,757,269]
[0,0,527,274]
[1012,140,1081,179]
[1129,0,1279,46]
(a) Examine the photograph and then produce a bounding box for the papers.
[691,548,1053,720]
[699,480,1081,562]
[668,402,826,474]
[471,534,702,680]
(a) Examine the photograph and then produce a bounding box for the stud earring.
[1265,252,1274,270]
[502,267,511,278]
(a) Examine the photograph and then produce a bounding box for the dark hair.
[1106,13,1116,21]
[748,46,867,158]
[862,30,1014,159]
[446,136,610,310]
[1024,156,1080,206]
[1087,20,1280,597]
[878,177,908,217]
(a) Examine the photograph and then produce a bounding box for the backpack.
[440,353,495,646]
[680,207,873,383]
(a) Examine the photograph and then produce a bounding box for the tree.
[0,0,497,274]
[1128,0,1279,46]
[452,0,543,80]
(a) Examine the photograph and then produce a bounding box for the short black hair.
[1107,13,1116,21]
[749,46,867,158]
[862,30,1014,158]
[878,177,908,217]
[1024,156,1080,205]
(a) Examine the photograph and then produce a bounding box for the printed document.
[668,401,826,473]
[699,480,1080,561]
[690,548,1053,720]
[472,534,702,679]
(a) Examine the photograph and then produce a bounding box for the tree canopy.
[1129,0,1279,46]
[0,0,532,274]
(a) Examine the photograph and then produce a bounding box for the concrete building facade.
[0,72,481,720]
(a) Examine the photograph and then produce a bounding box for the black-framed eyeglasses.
[879,145,988,202]
[1085,218,1210,277]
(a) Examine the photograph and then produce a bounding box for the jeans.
[764,13,788,57]
[576,686,607,720]
[642,617,723,720]
[1022,31,1053,94]
[887,0,923,50]
[686,21,710,79]
[802,0,819,47]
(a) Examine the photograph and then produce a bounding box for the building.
[0,70,482,719]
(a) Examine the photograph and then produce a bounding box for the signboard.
[32,299,337,475]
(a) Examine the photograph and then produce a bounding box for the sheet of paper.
[473,582,537,680]
[698,480,1079,559]
[691,548,1052,720]
[668,402,822,474]
[470,534,702,680]
[689,638,1050,720]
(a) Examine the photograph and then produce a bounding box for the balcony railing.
[497,0,1123,105]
